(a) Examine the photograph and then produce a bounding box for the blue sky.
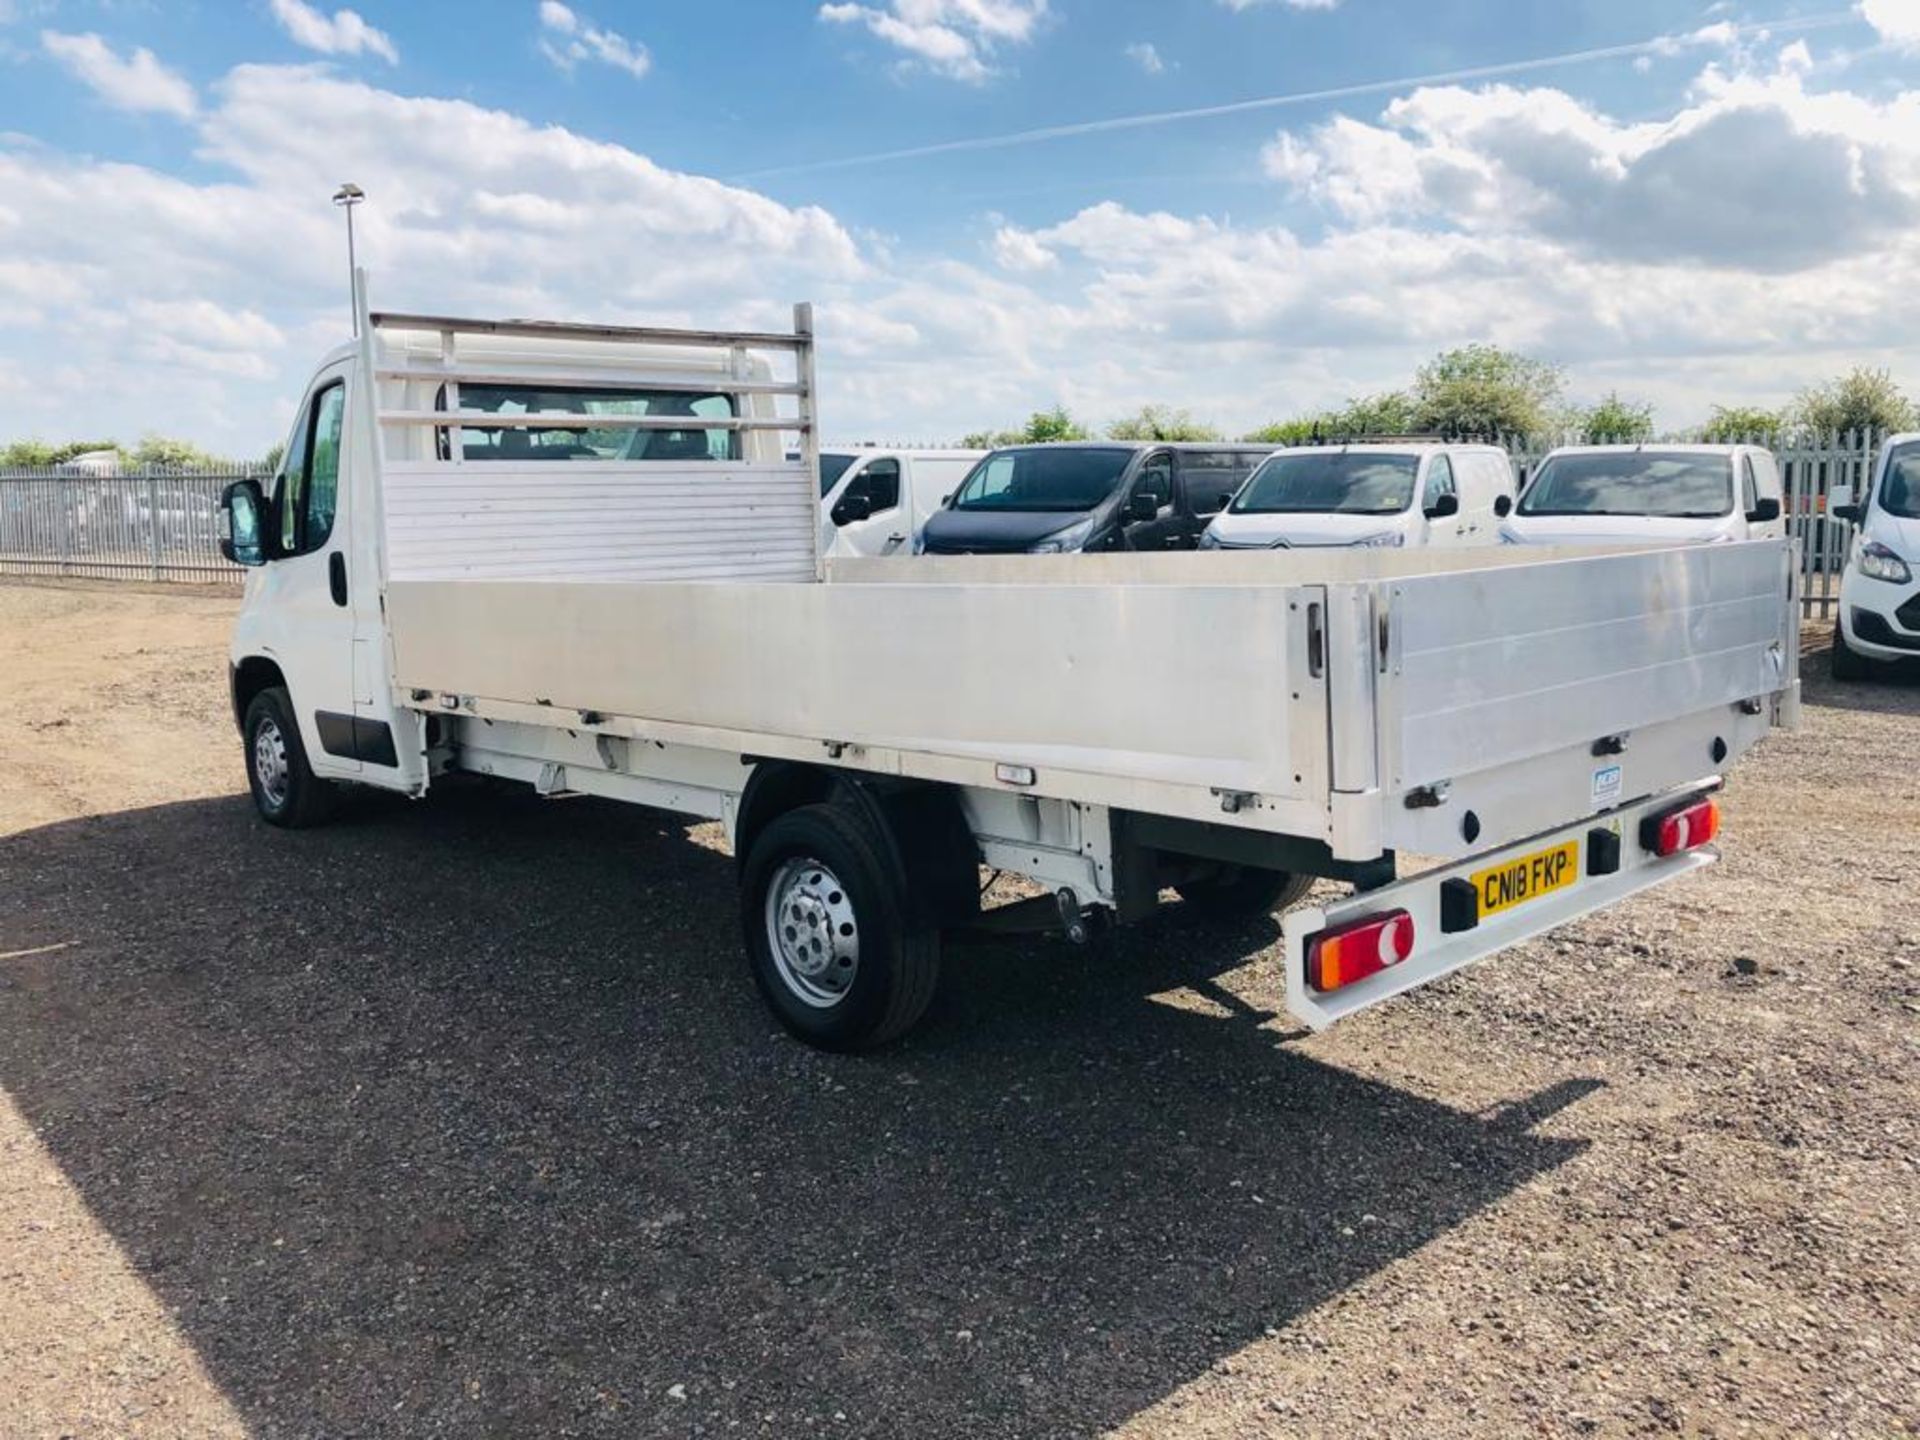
[2,0,1918,452]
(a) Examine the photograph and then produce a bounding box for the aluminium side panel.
[383,576,1325,808]
[1381,540,1794,793]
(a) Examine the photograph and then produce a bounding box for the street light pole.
[331,183,365,334]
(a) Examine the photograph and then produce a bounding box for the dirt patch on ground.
[0,580,1914,1439]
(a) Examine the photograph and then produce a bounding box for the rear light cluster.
[1307,909,1414,994]
[1641,795,1720,858]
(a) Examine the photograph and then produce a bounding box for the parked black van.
[917,442,1276,555]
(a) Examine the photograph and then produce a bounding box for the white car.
[818,448,985,558]
[1501,445,1784,547]
[1831,432,1920,678]
[1200,443,1515,550]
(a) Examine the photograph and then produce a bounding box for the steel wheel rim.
[253,716,290,808]
[764,855,860,1009]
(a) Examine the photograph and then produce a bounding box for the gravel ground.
[0,578,1915,1440]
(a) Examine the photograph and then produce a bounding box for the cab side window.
[280,381,345,556]
[1425,454,1457,506]
[1740,456,1759,515]
[854,457,901,512]
[1138,455,1173,509]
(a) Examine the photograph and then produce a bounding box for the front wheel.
[243,686,337,828]
[1174,865,1312,921]
[1830,622,1875,682]
[739,803,941,1051]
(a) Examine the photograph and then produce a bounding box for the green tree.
[1410,345,1564,440]
[1106,405,1223,442]
[1790,367,1916,439]
[1576,392,1655,444]
[131,434,223,468]
[960,406,1092,448]
[1698,405,1785,445]
[1244,391,1418,445]
[1,439,125,467]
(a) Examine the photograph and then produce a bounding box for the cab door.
[828,456,910,556]
[1120,450,1179,549]
[252,366,361,776]
[1419,453,1468,547]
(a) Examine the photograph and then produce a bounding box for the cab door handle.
[328,551,348,607]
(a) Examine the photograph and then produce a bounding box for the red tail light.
[1641,796,1720,857]
[1307,909,1415,993]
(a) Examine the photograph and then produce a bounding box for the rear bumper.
[1283,786,1718,1030]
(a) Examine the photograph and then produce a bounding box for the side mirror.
[1828,484,1861,524]
[1128,492,1161,523]
[219,480,267,566]
[1746,496,1781,524]
[1493,495,1513,519]
[1424,492,1460,520]
[1216,492,1235,511]
[832,492,873,526]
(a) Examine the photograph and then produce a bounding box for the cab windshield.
[1230,453,1418,516]
[1878,442,1920,519]
[950,447,1133,513]
[1519,452,1733,518]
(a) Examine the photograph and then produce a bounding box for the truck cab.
[818,448,985,559]
[919,442,1272,555]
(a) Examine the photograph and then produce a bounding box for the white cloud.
[40,31,195,117]
[1861,0,1920,49]
[267,0,399,64]
[1124,41,1164,75]
[537,1,651,79]
[819,0,1047,83]
[1262,65,1920,271]
[990,225,1055,271]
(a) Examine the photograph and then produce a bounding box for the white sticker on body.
[1591,764,1624,808]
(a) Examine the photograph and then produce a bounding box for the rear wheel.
[740,803,941,1051]
[243,686,337,828]
[1830,622,1874,682]
[1175,865,1312,920]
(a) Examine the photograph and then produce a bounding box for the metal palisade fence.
[0,434,1890,611]
[0,465,263,583]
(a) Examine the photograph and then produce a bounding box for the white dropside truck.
[218,276,1801,1050]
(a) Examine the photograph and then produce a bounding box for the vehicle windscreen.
[1230,453,1418,516]
[442,384,738,462]
[950,447,1133,513]
[819,452,858,497]
[1519,453,1733,518]
[1879,442,1920,519]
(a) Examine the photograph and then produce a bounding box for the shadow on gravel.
[0,786,1594,1439]
[1799,638,1920,715]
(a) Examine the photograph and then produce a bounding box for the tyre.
[739,803,941,1051]
[243,685,337,828]
[1175,865,1312,921]
[1830,622,1874,682]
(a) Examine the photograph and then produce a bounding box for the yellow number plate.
[1471,839,1581,918]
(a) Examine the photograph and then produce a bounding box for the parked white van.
[1199,443,1514,550]
[819,448,984,558]
[1830,432,1920,678]
[1501,445,1784,547]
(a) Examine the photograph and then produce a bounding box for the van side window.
[1138,455,1173,508]
[1176,451,1258,517]
[854,457,901,512]
[1425,454,1457,504]
[1740,456,1759,514]
[280,380,344,556]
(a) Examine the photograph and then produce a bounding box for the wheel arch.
[230,655,288,734]
[734,761,979,929]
